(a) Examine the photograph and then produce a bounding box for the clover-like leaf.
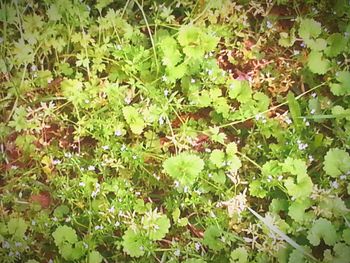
[228,79,252,103]
[122,106,145,135]
[307,51,330,75]
[8,217,28,239]
[209,149,225,168]
[52,225,78,247]
[122,229,146,258]
[230,247,248,263]
[323,148,350,178]
[163,152,204,186]
[299,18,322,40]
[142,210,170,241]
[307,218,337,246]
[325,33,347,57]
[203,225,225,251]
[330,71,350,96]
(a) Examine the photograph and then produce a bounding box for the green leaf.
[159,36,182,67]
[8,217,28,239]
[228,79,252,103]
[306,38,327,51]
[343,229,350,245]
[203,225,225,251]
[47,4,62,21]
[287,92,302,130]
[249,180,268,198]
[282,158,313,200]
[307,51,330,75]
[288,199,312,222]
[288,249,305,263]
[299,18,322,40]
[122,229,145,258]
[323,148,350,177]
[307,218,337,246]
[178,25,218,60]
[122,106,145,135]
[278,29,296,47]
[325,33,347,57]
[330,71,350,96]
[209,149,225,168]
[230,247,248,263]
[52,225,78,247]
[88,250,103,263]
[142,210,170,241]
[163,152,204,186]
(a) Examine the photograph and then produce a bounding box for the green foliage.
[122,229,146,258]
[323,148,350,177]
[230,247,248,263]
[203,225,225,251]
[307,218,337,246]
[122,106,145,135]
[330,71,350,96]
[307,51,330,74]
[1,1,350,262]
[163,152,204,186]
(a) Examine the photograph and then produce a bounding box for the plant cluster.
[1,0,350,262]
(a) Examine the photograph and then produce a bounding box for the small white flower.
[115,129,122,136]
[15,242,22,247]
[52,159,61,165]
[159,116,164,125]
[183,186,189,193]
[94,225,101,230]
[207,69,213,75]
[205,148,211,153]
[115,221,120,227]
[300,42,306,48]
[174,180,180,188]
[340,175,347,180]
[331,181,339,189]
[293,50,300,55]
[48,259,54,263]
[174,249,181,257]
[2,241,10,249]
[310,109,316,115]
[311,92,317,98]
[65,217,71,222]
[83,242,88,249]
[266,20,273,29]
[79,182,85,187]
[11,165,18,170]
[64,152,73,158]
[278,175,283,181]
[30,65,38,71]
[124,97,131,104]
[164,89,169,96]
[102,145,109,150]
[308,155,314,162]
[195,242,201,251]
[191,78,196,83]
[88,165,95,171]
[139,246,144,251]
[52,217,58,222]
[84,99,90,104]
[121,144,127,151]
[31,220,36,226]
[108,206,115,213]
[116,44,122,50]
[208,173,213,178]
[132,155,137,160]
[284,117,292,124]
[162,75,167,82]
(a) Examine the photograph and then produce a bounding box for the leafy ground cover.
[1,0,350,262]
